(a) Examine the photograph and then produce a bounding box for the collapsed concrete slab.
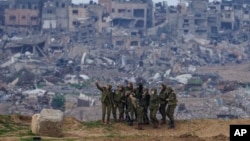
[31,109,64,137]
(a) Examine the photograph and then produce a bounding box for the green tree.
[51,94,65,110]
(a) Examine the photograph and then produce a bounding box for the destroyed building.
[71,18,96,44]
[207,1,221,39]
[220,0,236,30]
[68,6,89,31]
[175,0,244,39]
[242,5,250,30]
[42,0,71,30]
[111,28,141,48]
[9,0,43,10]
[99,0,153,31]
[154,1,167,26]
[4,9,40,28]
[178,0,209,39]
[0,0,10,26]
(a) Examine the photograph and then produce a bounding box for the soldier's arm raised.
[95,82,103,92]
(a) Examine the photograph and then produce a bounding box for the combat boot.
[114,116,117,122]
[106,119,110,125]
[168,121,175,129]
[161,119,166,125]
[135,123,143,130]
[127,119,133,126]
[152,121,158,128]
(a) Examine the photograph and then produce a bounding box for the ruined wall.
[4,9,40,27]
[178,13,208,39]
[68,6,89,31]
[112,29,141,48]
[99,0,112,14]
[41,0,71,30]
[88,4,108,33]
[111,1,147,29]
[0,0,10,25]
[11,0,42,10]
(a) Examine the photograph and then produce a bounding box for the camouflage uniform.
[128,94,143,130]
[113,86,125,121]
[149,88,159,128]
[96,82,112,124]
[158,84,169,124]
[124,82,135,126]
[166,87,178,128]
[134,83,143,121]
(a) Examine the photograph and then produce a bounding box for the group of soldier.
[95,81,178,130]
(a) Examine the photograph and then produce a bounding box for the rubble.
[1,0,250,121]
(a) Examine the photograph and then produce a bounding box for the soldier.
[134,83,143,120]
[96,81,113,124]
[141,88,150,125]
[129,93,144,130]
[124,82,135,126]
[113,85,125,121]
[166,87,178,129]
[149,88,159,128]
[158,84,168,125]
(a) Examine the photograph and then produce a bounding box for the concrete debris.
[170,74,192,84]
[31,109,64,137]
[1,0,250,121]
[78,93,95,107]
[22,89,47,97]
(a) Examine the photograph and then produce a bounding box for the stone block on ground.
[31,109,64,137]
[31,114,40,134]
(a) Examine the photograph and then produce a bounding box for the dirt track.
[1,115,249,141]
[197,62,250,83]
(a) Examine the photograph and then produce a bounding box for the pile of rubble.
[1,16,250,120]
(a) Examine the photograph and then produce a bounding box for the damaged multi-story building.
[0,0,10,26]
[2,0,43,28]
[178,0,209,39]
[69,7,95,44]
[98,0,153,48]
[154,1,167,26]
[110,0,153,30]
[176,0,243,39]
[111,28,141,48]
[4,9,40,28]
[42,0,71,30]
[220,0,236,30]
[9,0,43,10]
[207,1,221,39]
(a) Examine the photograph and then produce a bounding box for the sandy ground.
[1,115,249,141]
[197,62,250,83]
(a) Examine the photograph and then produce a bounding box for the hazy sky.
[72,0,219,6]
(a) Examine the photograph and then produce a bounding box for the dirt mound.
[63,116,82,130]
[179,133,204,141]
[11,114,31,124]
[212,134,228,140]
[1,116,250,141]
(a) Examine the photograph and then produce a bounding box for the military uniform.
[129,94,144,130]
[166,87,178,128]
[158,84,168,124]
[133,83,143,121]
[113,86,125,121]
[124,83,135,126]
[149,88,159,128]
[141,88,150,124]
[96,82,112,124]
